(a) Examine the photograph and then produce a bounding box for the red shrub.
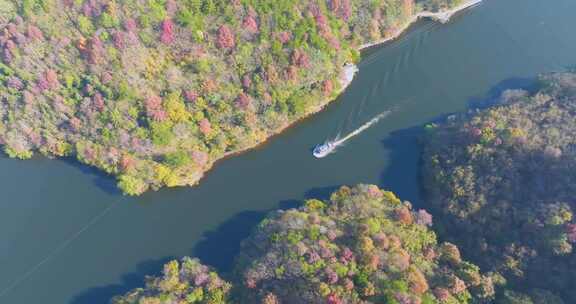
[4,39,16,52]
[236,92,251,109]
[325,268,338,284]
[325,34,340,50]
[242,74,252,89]
[329,0,341,12]
[145,95,166,121]
[124,18,138,32]
[291,49,310,68]
[216,25,235,49]
[2,47,12,62]
[184,90,198,103]
[326,293,343,304]
[409,269,429,294]
[6,76,23,90]
[201,79,217,93]
[27,25,43,41]
[198,118,211,135]
[340,0,352,20]
[101,72,113,84]
[150,109,167,122]
[396,207,414,225]
[286,65,298,81]
[37,73,50,91]
[449,275,467,294]
[93,93,105,111]
[112,31,125,49]
[88,36,105,64]
[69,117,82,130]
[160,19,175,44]
[245,277,257,289]
[404,0,415,16]
[145,95,162,112]
[415,209,433,226]
[192,150,209,166]
[322,80,333,96]
[120,154,135,171]
[45,69,59,89]
[243,15,259,33]
[278,31,291,44]
[434,288,451,302]
[567,223,576,242]
[23,91,34,104]
[82,3,93,17]
[315,13,329,34]
[7,23,18,36]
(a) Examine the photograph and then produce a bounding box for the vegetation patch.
[0,0,461,194]
[113,185,494,303]
[422,72,576,303]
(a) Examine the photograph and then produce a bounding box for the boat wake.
[313,109,393,158]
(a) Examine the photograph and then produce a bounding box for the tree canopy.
[113,185,494,304]
[422,72,576,303]
[0,0,460,195]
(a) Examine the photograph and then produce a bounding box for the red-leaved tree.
[161,19,175,44]
[216,25,235,49]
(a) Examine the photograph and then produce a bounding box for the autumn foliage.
[112,185,494,303]
[423,72,576,302]
[0,0,463,196]
[236,185,494,303]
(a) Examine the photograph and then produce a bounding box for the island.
[422,72,576,303]
[0,0,477,195]
[112,184,494,303]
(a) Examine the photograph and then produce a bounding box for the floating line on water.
[0,198,123,298]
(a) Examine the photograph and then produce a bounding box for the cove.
[1,0,576,302]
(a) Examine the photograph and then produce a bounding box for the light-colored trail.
[331,109,393,148]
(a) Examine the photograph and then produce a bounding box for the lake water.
[2,0,576,302]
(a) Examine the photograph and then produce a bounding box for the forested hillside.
[0,0,460,195]
[422,72,576,303]
[112,185,494,303]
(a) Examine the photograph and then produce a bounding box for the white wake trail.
[331,109,393,148]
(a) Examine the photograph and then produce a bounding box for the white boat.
[313,141,336,158]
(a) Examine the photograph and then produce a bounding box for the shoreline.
[359,0,483,50]
[192,0,483,187]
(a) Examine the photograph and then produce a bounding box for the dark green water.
[2,0,576,302]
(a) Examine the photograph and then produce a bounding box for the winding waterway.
[2,0,576,302]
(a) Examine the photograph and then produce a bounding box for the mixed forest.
[112,185,494,304]
[422,72,576,303]
[7,1,576,304]
[109,70,576,304]
[0,0,460,195]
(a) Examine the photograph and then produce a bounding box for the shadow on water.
[61,157,122,196]
[69,257,173,304]
[304,185,342,200]
[380,126,424,208]
[71,77,541,303]
[192,210,266,272]
[468,77,537,109]
[0,152,121,195]
[192,198,305,273]
[70,199,306,303]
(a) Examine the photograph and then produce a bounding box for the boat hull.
[313,143,335,158]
